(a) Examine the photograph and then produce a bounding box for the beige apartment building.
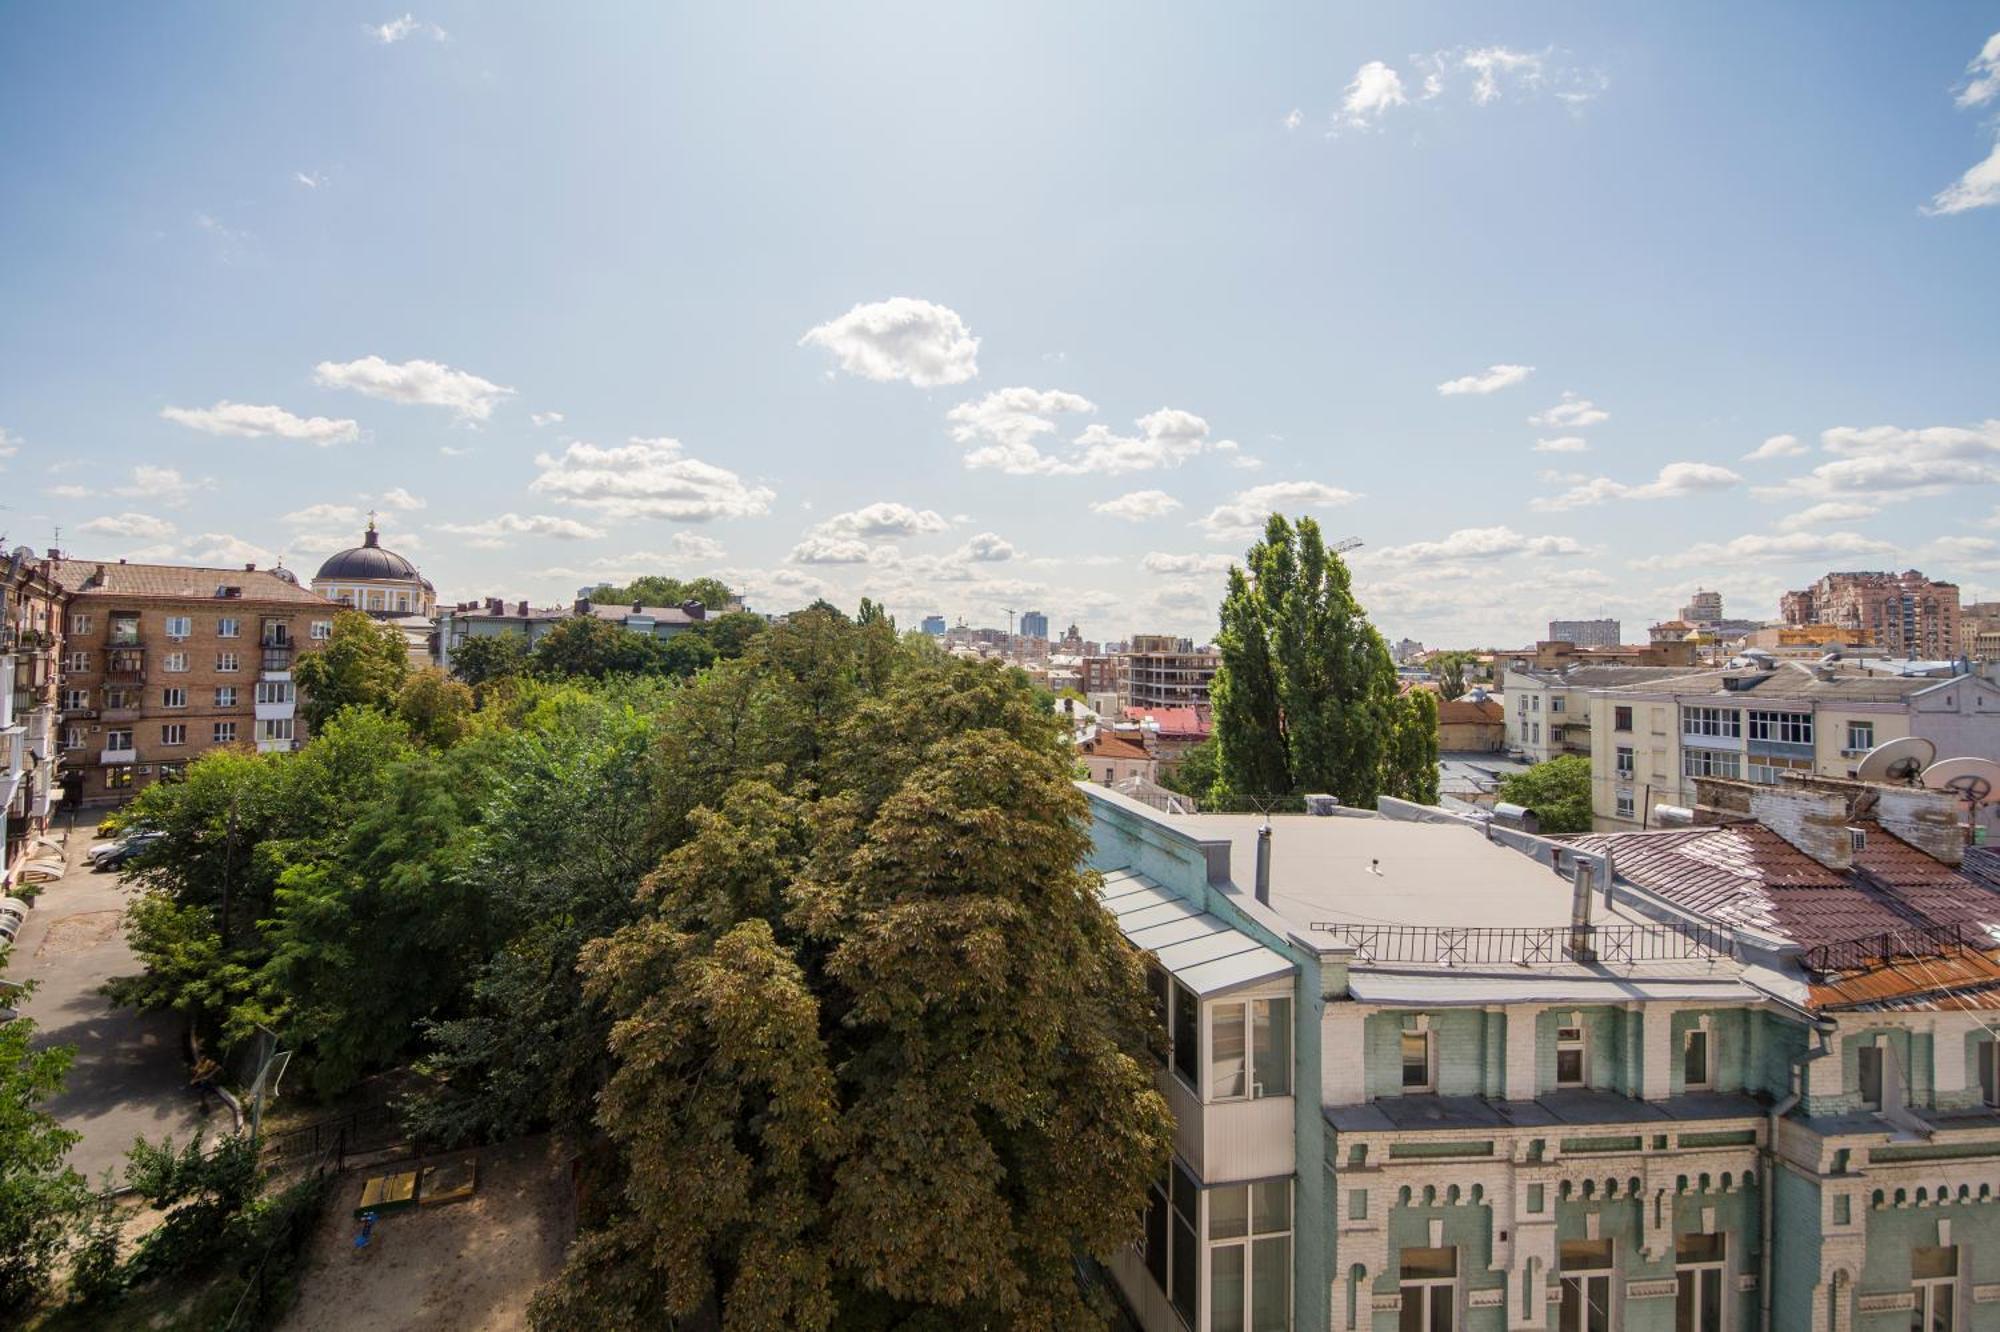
[1779,568,1960,658]
[1500,663,1699,762]
[3,550,65,881]
[53,559,334,801]
[1117,634,1219,711]
[1586,661,2000,831]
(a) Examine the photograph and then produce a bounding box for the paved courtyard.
[11,815,222,1186]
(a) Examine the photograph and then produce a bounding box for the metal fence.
[1801,923,1964,976]
[1307,921,1729,966]
[261,1104,403,1167]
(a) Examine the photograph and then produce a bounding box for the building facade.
[2,549,65,881]
[1435,693,1505,753]
[1548,619,1623,650]
[311,523,436,666]
[1503,666,1703,764]
[436,595,710,673]
[1781,571,1961,660]
[1020,609,1050,640]
[51,559,328,801]
[1121,635,1221,712]
[920,613,947,636]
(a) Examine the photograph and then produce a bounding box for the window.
[255,680,295,705]
[1683,1028,1711,1090]
[1398,1246,1457,1332]
[1747,710,1813,745]
[1530,722,1541,744]
[162,687,186,709]
[1912,1246,1957,1332]
[1210,998,1293,1100]
[69,613,92,635]
[164,615,192,639]
[1845,721,1875,754]
[259,718,294,742]
[262,622,289,646]
[62,650,89,671]
[1614,706,1634,732]
[63,727,83,750]
[215,686,237,707]
[1682,749,1741,779]
[1210,1179,1291,1332]
[105,728,134,751]
[61,688,89,711]
[1556,1024,1587,1088]
[1559,1238,1613,1332]
[366,590,386,611]
[1681,707,1741,739]
[1530,695,1540,712]
[1401,1029,1433,1093]
[161,724,186,746]
[1169,1162,1200,1325]
[1616,790,1635,819]
[1747,754,1812,785]
[108,613,140,645]
[103,686,136,710]
[217,652,240,672]
[1172,981,1200,1087]
[311,620,332,641]
[1857,1043,1884,1110]
[106,768,133,791]
[163,651,188,672]
[1615,746,1634,778]
[1980,1039,1999,1108]
[216,617,240,638]
[213,721,237,744]
[1552,696,1565,713]
[1675,1233,1725,1332]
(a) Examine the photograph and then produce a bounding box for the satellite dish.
[1855,736,1937,785]
[1921,757,2000,810]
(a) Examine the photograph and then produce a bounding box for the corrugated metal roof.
[1096,867,1294,997]
[1347,970,1760,1007]
[1807,947,2000,1012]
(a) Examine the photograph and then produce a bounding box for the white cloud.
[439,445,475,457]
[800,297,979,387]
[79,512,176,541]
[529,436,775,521]
[1527,392,1609,428]
[114,466,207,507]
[313,356,515,421]
[161,400,360,445]
[1461,47,1546,105]
[1762,420,2000,498]
[0,426,20,458]
[184,533,275,567]
[1199,480,1361,540]
[371,13,445,43]
[284,503,365,528]
[1954,30,2000,109]
[814,501,950,541]
[1282,107,1304,131]
[46,484,93,499]
[1534,436,1589,453]
[1092,490,1183,521]
[1142,552,1234,576]
[1532,462,1742,512]
[1437,363,1534,396]
[1212,440,1263,470]
[530,411,565,427]
[1633,531,1898,571]
[1408,45,1608,112]
[958,401,1222,476]
[1373,526,1587,564]
[947,387,1097,471]
[1777,501,1879,532]
[788,535,894,566]
[435,514,605,548]
[380,487,427,511]
[1339,61,1408,128]
[666,531,726,562]
[294,171,326,190]
[1927,139,2000,215]
[1743,433,1806,461]
[959,532,1016,562]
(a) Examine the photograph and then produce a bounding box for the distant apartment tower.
[920,614,947,636]
[1781,570,1960,658]
[1018,609,1049,640]
[1680,589,1723,626]
[1547,618,1621,649]
[1118,634,1218,711]
[1963,602,2000,660]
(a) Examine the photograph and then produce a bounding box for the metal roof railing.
[1801,923,1965,976]
[1308,921,1730,967]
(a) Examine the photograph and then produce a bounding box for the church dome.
[314,524,420,582]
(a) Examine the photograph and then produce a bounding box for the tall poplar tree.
[1210,513,1434,808]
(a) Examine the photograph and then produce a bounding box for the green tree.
[1211,514,1418,807]
[0,1018,87,1313]
[593,576,734,613]
[1435,654,1468,702]
[1159,735,1221,804]
[528,617,667,680]
[448,632,530,687]
[396,667,476,747]
[1496,755,1593,833]
[696,610,767,660]
[1380,689,1441,805]
[121,1131,262,1281]
[293,609,410,733]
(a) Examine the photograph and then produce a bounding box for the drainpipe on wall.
[1763,1026,1831,1332]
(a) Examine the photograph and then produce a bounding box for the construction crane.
[1001,607,1017,637]
[1331,536,1363,555]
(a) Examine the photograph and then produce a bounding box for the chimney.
[517,600,529,615]
[632,600,644,613]
[1199,838,1232,886]
[575,597,591,615]
[1567,858,1596,962]
[1747,784,1855,870]
[1254,824,1272,905]
[1874,785,1965,866]
[244,562,256,571]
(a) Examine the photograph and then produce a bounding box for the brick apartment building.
[3,550,65,879]
[1780,569,1960,658]
[1117,634,1219,711]
[52,558,333,801]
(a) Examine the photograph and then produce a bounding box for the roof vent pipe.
[1255,823,1272,906]
[1567,858,1596,963]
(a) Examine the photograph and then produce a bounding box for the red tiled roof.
[1437,697,1504,725]
[1083,733,1152,762]
[1122,706,1211,738]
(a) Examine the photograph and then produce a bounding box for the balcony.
[99,746,137,766]
[1307,921,1730,966]
[61,705,98,721]
[100,706,142,723]
[260,645,293,672]
[106,647,146,680]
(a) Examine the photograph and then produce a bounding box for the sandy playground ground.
[282,1136,573,1332]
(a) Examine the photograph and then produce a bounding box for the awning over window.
[1098,867,1295,997]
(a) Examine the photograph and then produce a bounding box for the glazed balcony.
[106,647,146,680]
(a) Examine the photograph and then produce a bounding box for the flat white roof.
[1097,868,1295,997]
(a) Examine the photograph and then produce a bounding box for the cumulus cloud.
[313,356,515,421]
[380,487,427,511]
[1744,433,1807,461]
[1437,364,1534,396]
[530,411,565,428]
[294,171,326,190]
[79,512,176,541]
[435,514,605,547]
[1142,552,1235,576]
[1528,393,1609,428]
[1532,462,1742,512]
[1957,31,2000,109]
[1927,140,2000,215]
[1373,526,1587,564]
[958,401,1224,476]
[789,535,896,566]
[529,436,776,521]
[371,13,445,42]
[46,484,93,500]
[1199,481,1361,540]
[161,400,360,445]
[1534,436,1588,453]
[800,297,979,387]
[947,387,1096,471]
[1091,490,1183,521]
[114,466,208,507]
[958,532,1017,562]
[184,533,276,566]
[1777,501,1880,532]
[1339,61,1407,128]
[1633,531,1898,571]
[1761,420,2000,498]
[813,502,950,541]
[1282,107,1304,131]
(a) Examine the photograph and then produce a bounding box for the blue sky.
[2,4,1996,645]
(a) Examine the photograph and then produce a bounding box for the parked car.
[88,830,162,871]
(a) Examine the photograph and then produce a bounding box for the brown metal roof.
[1807,947,2000,1012]
[49,558,333,606]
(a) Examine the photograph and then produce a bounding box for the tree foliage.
[396,667,476,746]
[0,1018,87,1313]
[448,632,531,687]
[1496,755,1594,833]
[591,575,735,614]
[1210,514,1432,808]
[292,609,411,733]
